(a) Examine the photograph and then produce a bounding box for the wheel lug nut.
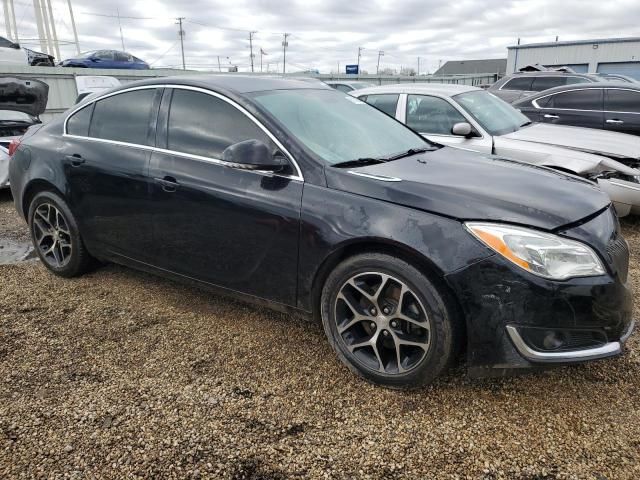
[390,320,398,328]
[369,322,376,330]
[369,308,377,315]
[382,330,389,337]
[383,307,391,315]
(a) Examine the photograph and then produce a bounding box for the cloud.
[6,0,640,73]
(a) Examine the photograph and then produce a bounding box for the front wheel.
[28,191,94,278]
[321,253,458,388]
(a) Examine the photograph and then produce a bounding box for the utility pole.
[357,46,363,73]
[417,56,420,76]
[32,0,47,53]
[8,0,18,42]
[116,8,125,51]
[282,33,289,75]
[217,55,221,72]
[66,0,80,54]
[376,50,384,74]
[248,31,256,72]
[260,48,267,73]
[176,17,186,70]
[3,0,11,39]
[40,0,53,56]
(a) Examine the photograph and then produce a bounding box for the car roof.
[505,71,594,77]
[512,81,640,104]
[353,83,481,97]
[105,75,333,95]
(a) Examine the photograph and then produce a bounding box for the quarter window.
[89,89,156,145]
[167,89,276,159]
[363,94,399,117]
[546,89,602,110]
[605,89,640,113]
[406,95,466,135]
[66,104,93,137]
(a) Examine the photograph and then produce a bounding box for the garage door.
[597,62,640,80]
[546,64,589,73]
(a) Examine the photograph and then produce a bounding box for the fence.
[0,65,499,122]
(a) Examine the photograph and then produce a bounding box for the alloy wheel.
[334,272,431,374]
[31,203,73,268]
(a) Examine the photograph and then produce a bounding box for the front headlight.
[465,222,605,280]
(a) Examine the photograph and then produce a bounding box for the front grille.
[607,235,630,283]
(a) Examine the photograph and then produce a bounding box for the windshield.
[77,50,97,59]
[350,82,375,90]
[252,89,430,164]
[454,90,531,136]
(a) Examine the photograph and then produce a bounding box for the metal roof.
[353,83,480,97]
[508,37,640,50]
[434,58,506,75]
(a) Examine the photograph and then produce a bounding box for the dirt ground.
[1,188,639,479]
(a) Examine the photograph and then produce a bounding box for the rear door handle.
[65,154,85,166]
[543,114,559,119]
[606,119,624,124]
[154,176,179,193]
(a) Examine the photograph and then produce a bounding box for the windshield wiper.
[520,121,533,127]
[385,147,433,161]
[331,157,388,168]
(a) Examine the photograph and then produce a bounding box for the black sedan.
[8,76,635,388]
[514,82,640,136]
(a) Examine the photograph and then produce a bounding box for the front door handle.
[543,114,559,119]
[65,154,85,166]
[606,119,624,125]
[154,176,179,193]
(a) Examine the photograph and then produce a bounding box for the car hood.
[0,77,48,117]
[325,147,610,231]
[502,123,640,160]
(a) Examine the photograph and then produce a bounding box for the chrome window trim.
[62,84,304,182]
[533,87,640,115]
[347,171,402,182]
[506,325,622,363]
[607,180,640,192]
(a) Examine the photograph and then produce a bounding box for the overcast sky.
[5,0,640,73]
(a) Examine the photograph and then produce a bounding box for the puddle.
[0,239,37,265]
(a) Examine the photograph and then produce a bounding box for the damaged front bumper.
[597,177,640,217]
[445,208,634,378]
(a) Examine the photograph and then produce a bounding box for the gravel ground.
[1,189,638,479]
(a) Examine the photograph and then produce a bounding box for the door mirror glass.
[452,122,472,136]
[222,139,287,172]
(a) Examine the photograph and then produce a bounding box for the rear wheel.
[321,252,457,388]
[28,191,94,277]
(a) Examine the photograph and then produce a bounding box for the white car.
[0,77,48,188]
[354,84,640,216]
[0,35,54,66]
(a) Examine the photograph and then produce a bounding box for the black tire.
[320,252,458,388]
[28,191,94,278]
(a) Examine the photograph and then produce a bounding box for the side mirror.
[90,57,100,62]
[222,139,287,172]
[452,122,473,137]
[10,42,20,49]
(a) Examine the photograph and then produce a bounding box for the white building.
[506,37,640,78]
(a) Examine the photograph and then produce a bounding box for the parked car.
[325,80,376,92]
[354,84,640,216]
[0,77,48,188]
[60,50,149,70]
[8,76,634,387]
[489,71,603,103]
[591,73,638,84]
[74,76,121,103]
[513,82,640,137]
[0,35,55,66]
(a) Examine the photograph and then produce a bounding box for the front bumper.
[597,178,640,217]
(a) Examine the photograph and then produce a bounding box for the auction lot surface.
[1,189,639,480]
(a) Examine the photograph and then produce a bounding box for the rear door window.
[531,77,566,92]
[605,89,640,113]
[502,77,533,91]
[89,89,157,145]
[167,88,276,159]
[546,89,603,110]
[406,95,467,135]
[363,94,399,117]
